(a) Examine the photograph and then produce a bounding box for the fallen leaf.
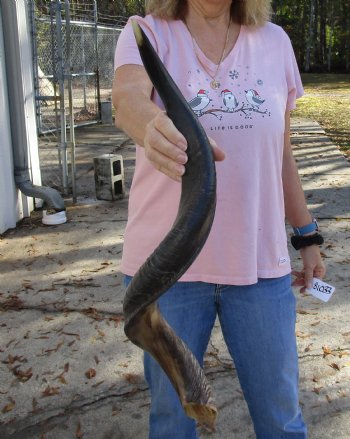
[12,367,32,382]
[38,288,57,293]
[4,354,26,365]
[297,308,317,315]
[111,404,121,416]
[338,350,349,358]
[322,346,334,357]
[31,397,40,413]
[83,308,103,321]
[45,341,64,354]
[296,331,310,339]
[0,295,24,311]
[304,344,313,352]
[61,331,80,340]
[76,421,84,439]
[313,387,323,394]
[329,363,340,371]
[109,315,124,327]
[2,401,15,413]
[85,368,96,379]
[81,266,107,273]
[22,281,34,290]
[5,339,16,348]
[123,373,141,384]
[41,386,60,397]
[55,372,67,384]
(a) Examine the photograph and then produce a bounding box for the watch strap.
[293,218,318,236]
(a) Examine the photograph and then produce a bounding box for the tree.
[272,0,350,72]
[35,0,350,72]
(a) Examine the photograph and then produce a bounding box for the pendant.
[210,79,220,90]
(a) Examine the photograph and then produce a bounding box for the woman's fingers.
[144,114,225,181]
[208,137,226,162]
[144,112,188,181]
[300,245,326,289]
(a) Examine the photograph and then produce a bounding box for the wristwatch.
[291,218,324,250]
[293,218,319,236]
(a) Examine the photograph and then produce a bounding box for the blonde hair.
[145,0,272,26]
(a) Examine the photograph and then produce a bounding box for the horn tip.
[131,19,143,46]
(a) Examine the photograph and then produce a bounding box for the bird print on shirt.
[186,69,270,120]
[188,89,211,115]
[245,89,265,110]
[221,89,239,112]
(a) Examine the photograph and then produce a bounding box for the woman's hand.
[300,245,326,289]
[144,111,225,182]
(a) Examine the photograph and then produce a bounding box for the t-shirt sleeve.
[284,34,304,111]
[114,16,158,71]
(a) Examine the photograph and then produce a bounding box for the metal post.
[28,0,42,134]
[65,0,77,202]
[81,26,87,109]
[50,0,60,149]
[55,0,69,193]
[93,0,101,120]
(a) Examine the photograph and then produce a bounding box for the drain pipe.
[1,0,66,225]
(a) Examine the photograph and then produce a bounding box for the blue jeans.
[124,274,307,439]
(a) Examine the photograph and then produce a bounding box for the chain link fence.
[29,0,124,195]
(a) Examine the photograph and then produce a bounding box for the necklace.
[187,20,231,90]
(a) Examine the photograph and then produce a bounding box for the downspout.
[1,0,66,224]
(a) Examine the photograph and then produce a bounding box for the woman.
[112,1,326,438]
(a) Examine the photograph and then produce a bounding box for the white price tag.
[306,278,335,302]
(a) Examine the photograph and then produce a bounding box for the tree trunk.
[327,1,334,72]
[305,0,316,72]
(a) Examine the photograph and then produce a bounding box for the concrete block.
[100,101,113,124]
[94,154,124,201]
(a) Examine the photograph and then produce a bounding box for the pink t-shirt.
[114,15,304,285]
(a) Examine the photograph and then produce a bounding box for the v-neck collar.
[179,20,244,71]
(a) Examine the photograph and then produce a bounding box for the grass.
[292,73,350,156]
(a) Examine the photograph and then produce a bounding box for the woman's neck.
[184,1,239,65]
[186,0,232,25]
[185,1,232,37]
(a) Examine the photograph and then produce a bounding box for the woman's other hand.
[300,245,326,290]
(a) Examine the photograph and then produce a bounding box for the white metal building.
[0,0,44,233]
